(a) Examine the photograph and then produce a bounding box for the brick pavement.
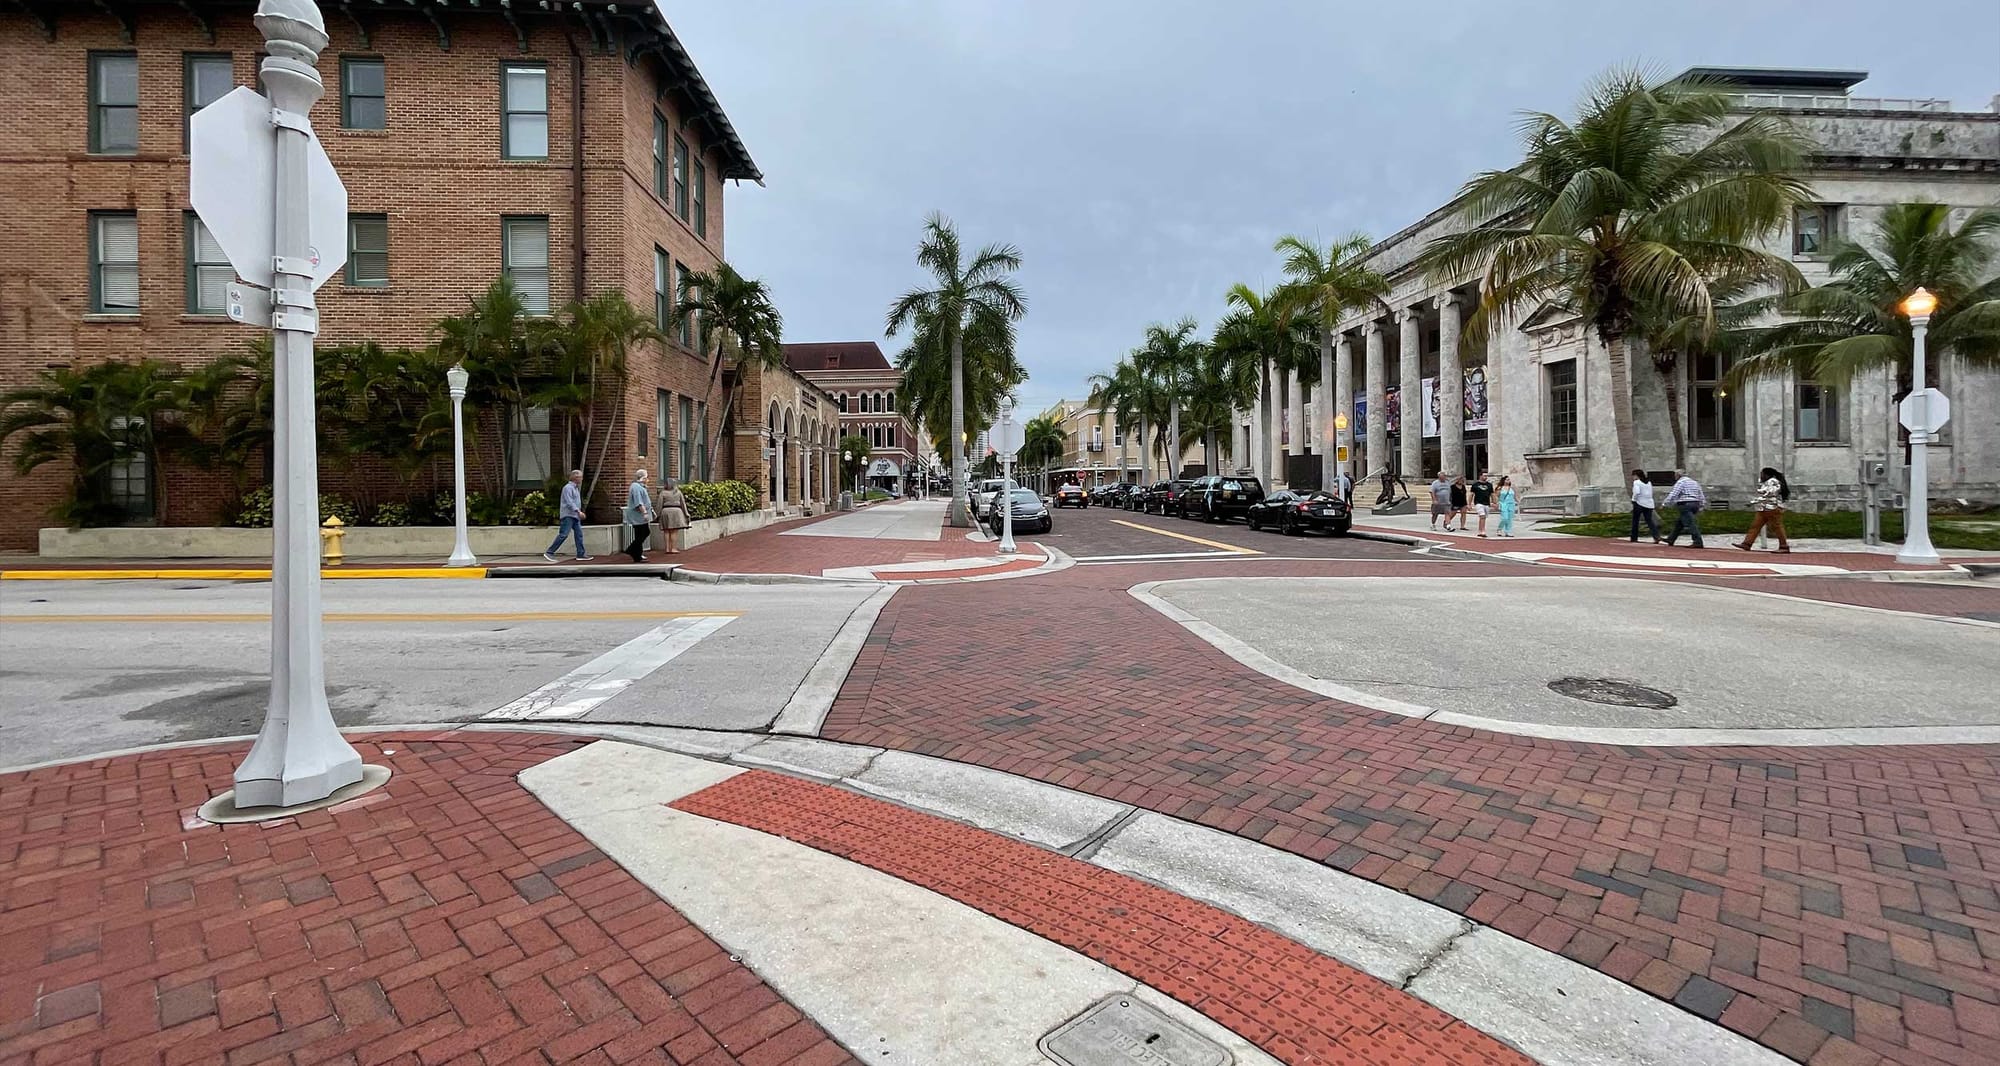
[673,768,1534,1066]
[822,560,2000,1066]
[671,511,1038,576]
[0,733,855,1066]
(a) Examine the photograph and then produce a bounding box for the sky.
[664,0,2000,415]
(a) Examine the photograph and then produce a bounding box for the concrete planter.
[37,509,772,560]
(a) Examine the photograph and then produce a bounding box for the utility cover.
[1038,996,1231,1066]
[190,86,348,291]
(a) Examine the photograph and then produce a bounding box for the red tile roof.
[784,342,891,372]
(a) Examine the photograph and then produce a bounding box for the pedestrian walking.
[1629,468,1662,543]
[1447,475,1469,532]
[1738,467,1792,553]
[657,478,690,554]
[542,469,593,562]
[1428,473,1449,529]
[1661,470,1707,548]
[1495,476,1518,537]
[623,468,655,563]
[1471,470,1495,537]
[1335,469,1354,505]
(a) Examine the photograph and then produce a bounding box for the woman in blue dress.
[1495,475,1519,537]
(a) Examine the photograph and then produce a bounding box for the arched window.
[887,390,896,411]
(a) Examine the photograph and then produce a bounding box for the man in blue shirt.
[1661,471,1707,548]
[542,469,592,562]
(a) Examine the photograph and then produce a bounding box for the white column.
[1439,293,1464,478]
[1399,306,1423,480]
[1267,370,1285,486]
[1335,333,1355,481]
[1252,383,1268,483]
[774,434,786,508]
[1287,367,1306,479]
[1365,321,1387,477]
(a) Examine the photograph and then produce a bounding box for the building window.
[693,159,707,238]
[672,135,689,219]
[678,396,696,482]
[1113,426,1125,447]
[1793,204,1839,256]
[184,53,232,148]
[90,52,139,155]
[652,112,669,200]
[341,57,386,129]
[346,214,388,287]
[676,263,693,346]
[836,393,847,412]
[105,416,153,519]
[501,216,550,314]
[90,212,140,314]
[1546,360,1577,448]
[184,214,230,314]
[508,407,551,487]
[1796,378,1842,442]
[1690,351,1738,443]
[501,63,548,159]
[1091,425,1103,450]
[657,390,673,483]
[654,247,670,328]
[887,390,896,410]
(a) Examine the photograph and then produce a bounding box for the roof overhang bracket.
[497,0,528,52]
[11,1,56,40]
[177,1,214,42]
[93,0,134,42]
[338,2,371,47]
[425,4,449,50]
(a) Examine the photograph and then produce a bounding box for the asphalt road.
[1035,499,1416,562]
[1153,575,2000,731]
[0,577,878,767]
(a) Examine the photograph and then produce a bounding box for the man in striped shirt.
[1661,472,1708,549]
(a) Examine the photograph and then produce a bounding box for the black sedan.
[1246,490,1353,535]
[1140,479,1194,515]
[984,488,1052,535]
[1053,483,1089,508]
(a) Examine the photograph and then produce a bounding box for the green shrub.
[233,487,273,527]
[680,480,759,521]
[370,501,412,527]
[863,489,891,501]
[469,491,508,527]
[508,490,557,526]
[318,493,361,526]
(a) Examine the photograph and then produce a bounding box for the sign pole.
[231,0,363,808]
[1898,309,1940,565]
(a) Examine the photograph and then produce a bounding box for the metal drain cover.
[1548,677,1678,709]
[1039,995,1232,1066]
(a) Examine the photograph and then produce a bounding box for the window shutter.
[99,216,140,309]
[505,220,550,313]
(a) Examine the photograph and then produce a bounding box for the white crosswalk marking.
[482,615,736,721]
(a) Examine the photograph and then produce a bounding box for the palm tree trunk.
[1660,356,1687,470]
[587,391,624,510]
[1605,331,1640,478]
[1204,430,1217,476]
[1137,414,1150,481]
[948,324,969,527]
[1167,397,1181,480]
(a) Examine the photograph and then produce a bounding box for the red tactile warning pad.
[0,733,856,1066]
[671,769,1534,1066]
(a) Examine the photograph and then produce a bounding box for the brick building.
[0,0,791,549]
[783,342,927,493]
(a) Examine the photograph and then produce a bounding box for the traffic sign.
[190,86,347,291]
[1898,388,1950,434]
[988,419,1025,458]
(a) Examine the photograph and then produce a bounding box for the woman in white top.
[1629,468,1661,543]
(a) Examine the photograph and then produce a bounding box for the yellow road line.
[1,567,488,581]
[1109,519,1261,555]
[0,610,741,624]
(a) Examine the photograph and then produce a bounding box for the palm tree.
[434,277,539,492]
[0,360,184,526]
[1021,415,1067,482]
[885,214,1027,527]
[1087,359,1145,483]
[1413,68,1811,476]
[1133,319,1206,479]
[1223,283,1312,484]
[674,262,784,475]
[896,308,1025,467]
[1634,272,1767,468]
[837,433,872,495]
[1272,234,1390,485]
[1188,319,1262,472]
[533,291,662,508]
[1729,203,2000,391]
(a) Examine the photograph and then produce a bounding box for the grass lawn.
[1542,509,2000,552]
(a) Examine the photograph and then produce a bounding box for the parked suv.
[1179,475,1266,522]
[1140,479,1194,515]
[972,478,1017,519]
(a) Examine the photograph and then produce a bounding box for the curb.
[668,567,879,586]
[0,566,488,581]
[487,563,679,579]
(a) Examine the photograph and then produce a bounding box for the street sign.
[190,85,348,291]
[1337,446,1351,462]
[988,419,1025,458]
[1898,388,1950,434]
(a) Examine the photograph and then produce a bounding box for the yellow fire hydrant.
[320,515,346,566]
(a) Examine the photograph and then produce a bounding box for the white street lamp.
[1898,287,1942,565]
[997,399,1018,556]
[445,363,477,567]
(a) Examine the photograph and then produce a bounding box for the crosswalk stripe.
[482,615,735,721]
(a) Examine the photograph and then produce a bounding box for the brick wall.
[0,5,748,549]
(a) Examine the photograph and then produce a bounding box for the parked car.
[1179,475,1266,522]
[984,487,1052,535]
[1246,489,1353,536]
[1054,483,1089,508]
[1088,483,1124,506]
[1140,479,1194,515]
[972,478,1018,519]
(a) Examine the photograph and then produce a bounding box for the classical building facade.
[0,0,783,548]
[1245,68,2000,511]
[783,342,922,492]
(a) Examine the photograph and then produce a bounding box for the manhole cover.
[1548,677,1678,709]
[1040,995,1231,1066]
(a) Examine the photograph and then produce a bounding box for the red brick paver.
[0,734,855,1066]
[823,560,2000,1065]
[674,769,1533,1066]
[672,509,1040,577]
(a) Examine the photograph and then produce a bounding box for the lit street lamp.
[445,363,477,567]
[1897,287,1943,565]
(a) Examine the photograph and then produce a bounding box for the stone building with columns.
[783,342,920,494]
[1245,68,2000,512]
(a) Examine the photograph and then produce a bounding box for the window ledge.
[178,314,232,324]
[1524,447,1589,460]
[1795,440,1851,447]
[336,128,390,136]
[339,285,393,294]
[1689,442,1745,449]
[83,313,141,324]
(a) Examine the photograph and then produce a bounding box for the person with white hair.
[542,469,592,562]
[623,468,655,563]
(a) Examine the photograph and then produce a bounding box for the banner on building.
[1421,377,1440,438]
[1463,367,1489,431]
[1280,408,1290,447]
[1383,386,1401,434]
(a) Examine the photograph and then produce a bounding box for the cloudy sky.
[665,0,2000,414]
